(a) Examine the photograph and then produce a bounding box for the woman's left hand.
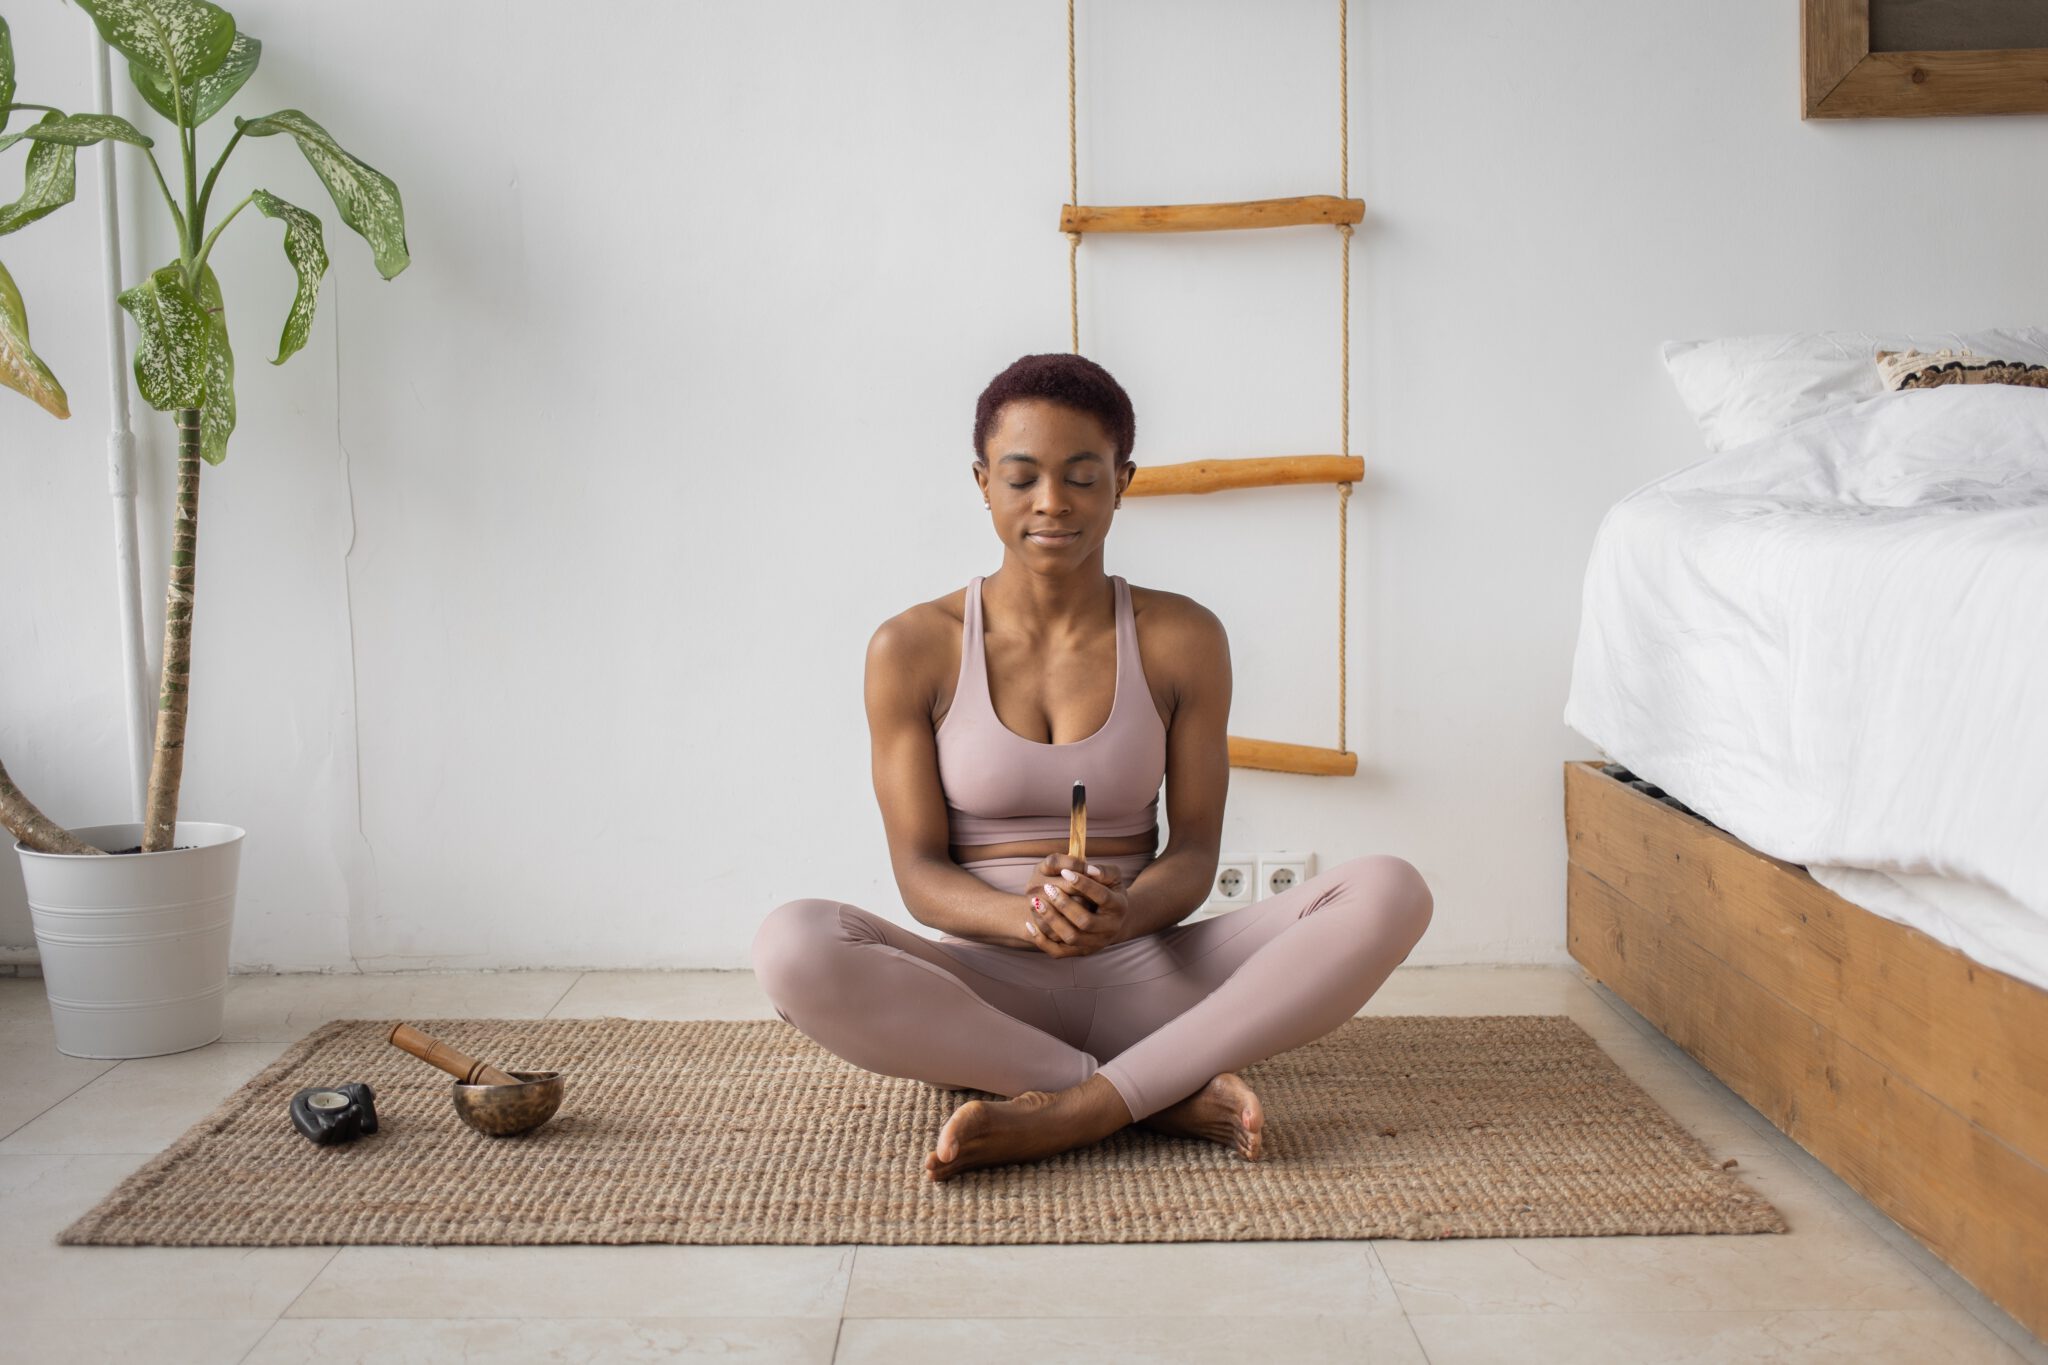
[1025,857,1130,957]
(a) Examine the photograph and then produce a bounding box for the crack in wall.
[333,277,379,975]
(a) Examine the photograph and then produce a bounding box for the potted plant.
[0,0,408,1057]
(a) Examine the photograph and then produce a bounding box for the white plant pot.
[13,821,244,1059]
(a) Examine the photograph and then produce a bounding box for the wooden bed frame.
[1564,761,2046,1339]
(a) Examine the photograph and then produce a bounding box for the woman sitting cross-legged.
[752,352,1433,1181]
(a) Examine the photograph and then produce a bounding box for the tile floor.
[0,964,2040,1364]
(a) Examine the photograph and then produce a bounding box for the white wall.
[6,1,2047,972]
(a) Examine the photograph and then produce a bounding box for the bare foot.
[1138,1072,1264,1161]
[924,1074,1132,1182]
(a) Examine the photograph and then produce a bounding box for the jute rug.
[60,1015,1786,1247]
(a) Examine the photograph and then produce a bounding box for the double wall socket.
[1195,851,1317,917]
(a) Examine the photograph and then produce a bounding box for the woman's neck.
[984,561,1114,640]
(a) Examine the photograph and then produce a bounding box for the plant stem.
[0,756,105,855]
[141,411,203,852]
[143,145,188,244]
[182,123,199,264]
[164,56,195,260]
[195,125,243,230]
[3,102,64,114]
[193,192,252,279]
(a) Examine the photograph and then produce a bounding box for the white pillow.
[1660,327,2048,452]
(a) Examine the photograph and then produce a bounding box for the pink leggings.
[750,853,1432,1122]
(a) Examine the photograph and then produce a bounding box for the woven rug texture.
[60,1015,1787,1246]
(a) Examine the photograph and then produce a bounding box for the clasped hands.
[1023,854,1130,956]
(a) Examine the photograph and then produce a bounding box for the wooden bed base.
[1563,761,2046,1340]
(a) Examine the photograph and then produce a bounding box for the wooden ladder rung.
[1229,736,1358,776]
[1060,195,1365,234]
[1126,455,1362,497]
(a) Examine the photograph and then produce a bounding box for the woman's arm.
[1117,599,1231,939]
[865,612,1038,949]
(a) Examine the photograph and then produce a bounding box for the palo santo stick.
[1070,780,1087,863]
[388,1022,521,1086]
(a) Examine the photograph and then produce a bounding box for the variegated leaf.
[0,115,77,237]
[118,263,209,410]
[74,0,234,92]
[251,189,325,364]
[129,30,258,128]
[1,17,17,136]
[0,257,69,418]
[15,111,154,149]
[194,263,233,462]
[237,109,408,280]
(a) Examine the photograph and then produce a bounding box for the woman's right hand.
[1021,857,1126,956]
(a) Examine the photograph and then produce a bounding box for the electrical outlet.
[1256,851,1315,900]
[1197,853,1256,917]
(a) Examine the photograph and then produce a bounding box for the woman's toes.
[1209,1075,1263,1160]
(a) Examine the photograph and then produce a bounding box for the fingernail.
[1086,865,1101,877]
[1031,895,1041,909]
[1026,922,1038,935]
[1060,869,1078,882]
[1044,883,1058,896]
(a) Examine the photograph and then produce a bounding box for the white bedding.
[1564,384,2048,992]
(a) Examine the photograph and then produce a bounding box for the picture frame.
[1802,0,2048,118]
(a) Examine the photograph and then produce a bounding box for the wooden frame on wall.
[1803,0,2048,118]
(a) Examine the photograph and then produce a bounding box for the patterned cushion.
[1877,347,2048,392]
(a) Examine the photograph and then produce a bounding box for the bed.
[1562,376,2048,1339]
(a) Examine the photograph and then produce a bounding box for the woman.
[752,353,1433,1182]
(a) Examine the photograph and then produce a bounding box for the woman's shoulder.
[1125,581,1226,642]
[865,586,968,682]
[1124,584,1230,716]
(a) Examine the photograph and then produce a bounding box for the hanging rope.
[1067,0,1081,353]
[1336,0,1351,754]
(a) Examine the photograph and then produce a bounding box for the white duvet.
[1564,384,2048,991]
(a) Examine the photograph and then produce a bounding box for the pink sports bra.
[936,574,1168,847]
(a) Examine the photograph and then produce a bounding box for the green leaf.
[193,262,233,462]
[15,111,154,148]
[237,109,408,279]
[74,0,234,96]
[0,257,69,418]
[118,263,209,410]
[1,17,17,136]
[0,115,77,237]
[128,30,258,127]
[250,189,325,364]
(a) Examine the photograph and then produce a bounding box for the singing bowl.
[450,1069,565,1137]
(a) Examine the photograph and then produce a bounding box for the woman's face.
[977,398,1131,557]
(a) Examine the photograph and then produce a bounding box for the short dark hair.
[973,353,1136,466]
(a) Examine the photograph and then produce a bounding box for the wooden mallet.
[387,1022,520,1086]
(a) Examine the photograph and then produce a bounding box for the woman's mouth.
[1027,530,1079,546]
